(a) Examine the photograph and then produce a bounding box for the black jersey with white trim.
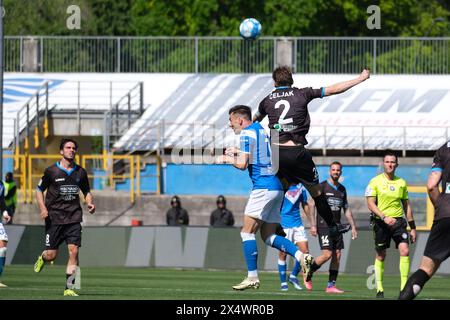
[37,162,91,225]
[258,86,323,145]
[431,141,450,219]
[316,180,349,229]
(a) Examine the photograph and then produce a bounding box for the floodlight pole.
[0,0,4,177]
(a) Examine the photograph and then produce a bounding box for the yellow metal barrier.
[34,127,39,149]
[82,154,137,204]
[3,154,27,203]
[27,154,80,203]
[408,186,434,231]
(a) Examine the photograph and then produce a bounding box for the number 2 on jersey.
[274,100,293,125]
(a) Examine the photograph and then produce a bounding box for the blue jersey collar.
[56,161,77,176]
[326,179,340,191]
[275,86,291,90]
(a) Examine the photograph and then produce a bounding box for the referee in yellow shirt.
[365,151,417,298]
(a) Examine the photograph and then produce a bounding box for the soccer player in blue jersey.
[217,105,314,291]
[277,183,315,291]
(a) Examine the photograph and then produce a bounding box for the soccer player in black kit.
[33,138,95,297]
[254,66,369,237]
[304,161,357,293]
[399,141,450,300]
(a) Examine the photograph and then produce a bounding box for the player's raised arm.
[324,69,370,96]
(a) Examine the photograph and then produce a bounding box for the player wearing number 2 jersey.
[254,66,369,237]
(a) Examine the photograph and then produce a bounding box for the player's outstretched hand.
[359,69,370,81]
[88,203,96,214]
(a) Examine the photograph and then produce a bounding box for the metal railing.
[105,82,144,144]
[116,120,450,154]
[307,125,450,156]
[9,153,161,204]
[408,186,434,231]
[5,36,450,74]
[12,79,143,151]
[15,81,49,151]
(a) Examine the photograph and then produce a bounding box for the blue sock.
[291,260,301,277]
[241,233,258,277]
[266,235,300,259]
[278,259,287,283]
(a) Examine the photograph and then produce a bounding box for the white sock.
[295,251,303,262]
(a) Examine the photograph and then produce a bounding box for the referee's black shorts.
[371,217,409,252]
[273,145,319,189]
[424,218,450,263]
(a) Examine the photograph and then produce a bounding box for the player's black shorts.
[274,145,319,188]
[44,221,82,249]
[317,228,344,250]
[424,218,450,262]
[371,216,409,251]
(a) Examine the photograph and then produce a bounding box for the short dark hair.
[383,150,398,162]
[272,66,294,86]
[60,138,78,151]
[229,105,251,121]
[330,161,342,169]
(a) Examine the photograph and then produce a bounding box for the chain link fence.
[5,36,450,74]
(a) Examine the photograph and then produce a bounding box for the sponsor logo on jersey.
[365,186,373,196]
[59,185,80,201]
[326,197,343,211]
[55,178,65,182]
[278,124,298,132]
[446,183,450,194]
[390,186,395,191]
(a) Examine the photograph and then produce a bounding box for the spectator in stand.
[210,195,235,227]
[166,195,189,226]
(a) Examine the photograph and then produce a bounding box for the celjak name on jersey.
[269,90,294,99]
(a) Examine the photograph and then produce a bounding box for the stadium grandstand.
[1,1,450,302]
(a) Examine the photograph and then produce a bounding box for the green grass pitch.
[1,265,450,300]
